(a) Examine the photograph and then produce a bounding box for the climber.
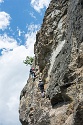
[32,70,36,82]
[30,68,33,77]
[30,68,32,75]
[38,78,45,98]
[30,68,36,81]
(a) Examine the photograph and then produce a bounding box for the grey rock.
[19,0,83,125]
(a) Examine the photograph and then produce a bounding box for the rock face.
[19,0,83,125]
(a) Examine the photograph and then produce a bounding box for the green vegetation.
[23,56,34,66]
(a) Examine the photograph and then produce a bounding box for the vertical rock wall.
[19,0,83,125]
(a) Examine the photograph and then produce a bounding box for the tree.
[23,56,34,66]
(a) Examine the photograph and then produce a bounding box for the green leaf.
[23,56,34,66]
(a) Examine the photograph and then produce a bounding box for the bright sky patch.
[0,11,11,30]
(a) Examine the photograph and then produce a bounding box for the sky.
[0,0,51,125]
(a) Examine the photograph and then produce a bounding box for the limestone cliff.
[19,0,83,125]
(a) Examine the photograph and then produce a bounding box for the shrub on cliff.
[23,56,34,66]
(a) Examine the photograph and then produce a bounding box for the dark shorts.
[40,89,44,93]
